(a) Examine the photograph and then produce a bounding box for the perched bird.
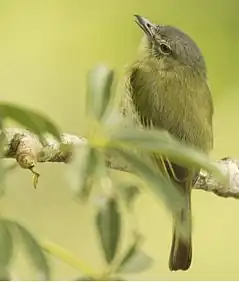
[122,15,214,271]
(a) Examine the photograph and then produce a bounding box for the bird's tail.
[169,191,192,271]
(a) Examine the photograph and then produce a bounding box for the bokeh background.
[0,0,239,280]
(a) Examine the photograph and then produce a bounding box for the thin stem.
[41,239,99,279]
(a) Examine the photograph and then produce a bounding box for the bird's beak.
[134,15,156,39]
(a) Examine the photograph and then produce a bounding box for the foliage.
[0,65,226,280]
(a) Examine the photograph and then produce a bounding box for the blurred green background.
[0,0,239,280]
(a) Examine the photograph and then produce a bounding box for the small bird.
[122,15,214,271]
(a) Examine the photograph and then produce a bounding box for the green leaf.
[111,148,184,214]
[118,240,153,274]
[0,103,61,141]
[96,195,121,264]
[109,127,226,184]
[117,240,138,271]
[118,183,140,209]
[14,222,50,280]
[68,145,104,200]
[119,249,153,274]
[86,65,114,120]
[0,220,13,268]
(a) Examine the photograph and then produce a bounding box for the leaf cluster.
[0,65,226,280]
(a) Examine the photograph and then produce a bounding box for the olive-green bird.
[122,15,214,271]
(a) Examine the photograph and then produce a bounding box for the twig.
[2,128,238,199]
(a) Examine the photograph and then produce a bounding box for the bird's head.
[134,15,206,76]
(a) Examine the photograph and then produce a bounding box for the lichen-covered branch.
[2,128,239,199]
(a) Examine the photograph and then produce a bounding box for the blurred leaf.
[86,65,114,120]
[96,196,121,264]
[0,103,61,141]
[117,240,138,272]
[0,220,13,268]
[118,239,153,274]
[109,127,226,183]
[68,145,104,200]
[119,249,153,274]
[118,183,140,209]
[14,222,50,280]
[111,148,184,214]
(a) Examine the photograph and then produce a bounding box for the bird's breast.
[126,65,213,152]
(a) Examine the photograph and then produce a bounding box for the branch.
[2,128,239,199]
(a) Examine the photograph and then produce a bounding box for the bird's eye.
[159,43,172,55]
